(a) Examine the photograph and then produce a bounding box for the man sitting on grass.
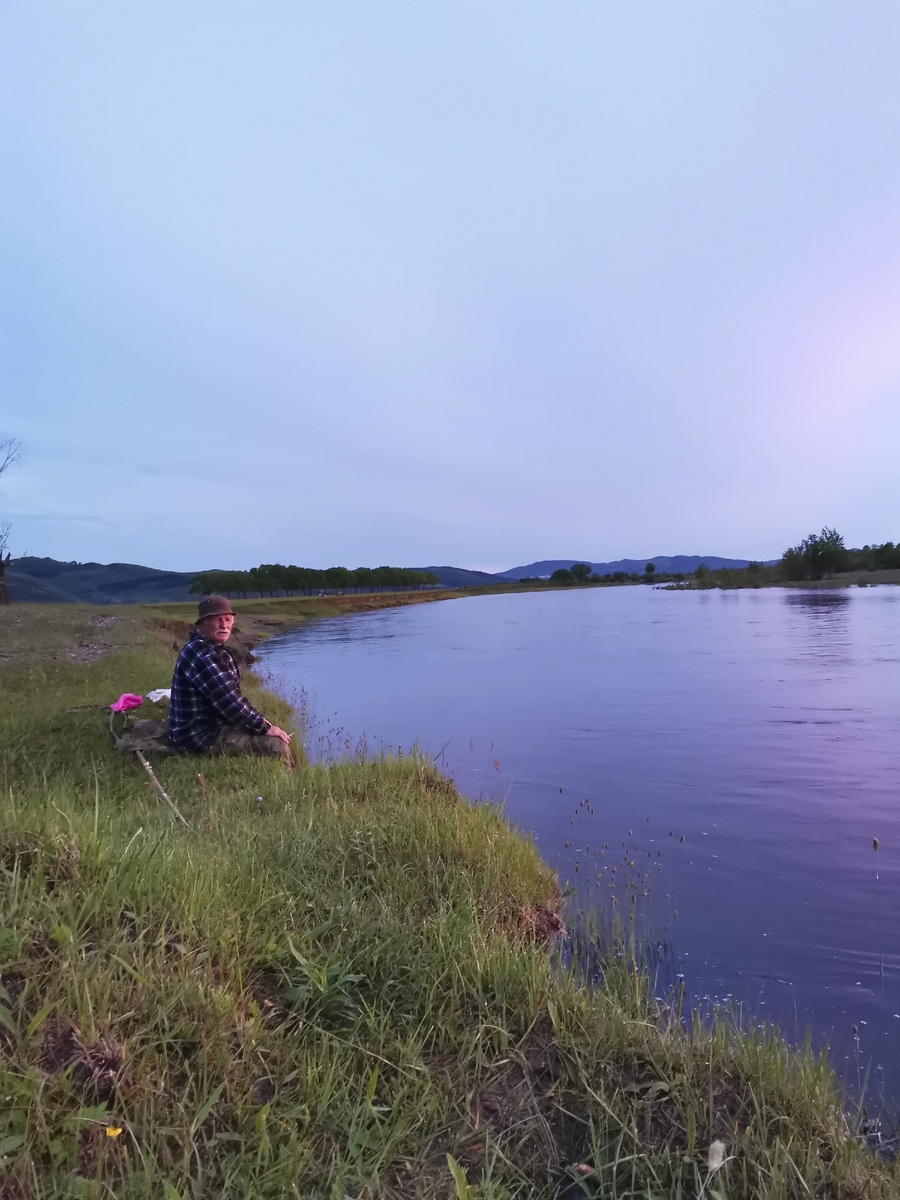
[167,595,294,767]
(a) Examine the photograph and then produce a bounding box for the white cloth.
[146,688,171,703]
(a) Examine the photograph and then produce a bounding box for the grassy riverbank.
[661,568,900,593]
[1,604,897,1198]
[149,588,463,637]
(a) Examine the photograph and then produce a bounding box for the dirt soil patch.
[39,1020,126,1104]
[0,606,148,669]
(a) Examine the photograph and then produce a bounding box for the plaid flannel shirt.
[167,630,269,752]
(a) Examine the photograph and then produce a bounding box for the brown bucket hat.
[197,595,234,621]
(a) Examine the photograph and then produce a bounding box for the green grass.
[0,605,897,1198]
[148,590,463,629]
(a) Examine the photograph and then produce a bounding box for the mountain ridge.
[496,555,776,579]
[7,558,199,604]
[6,553,776,603]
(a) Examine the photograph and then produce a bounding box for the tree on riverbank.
[0,435,23,605]
[781,527,848,581]
[189,564,441,597]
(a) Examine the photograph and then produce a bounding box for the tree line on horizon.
[546,530,900,589]
[779,528,900,580]
[189,564,442,597]
[545,562,658,585]
[192,532,900,600]
[4,422,898,601]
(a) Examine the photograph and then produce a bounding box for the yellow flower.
[105,1126,123,1139]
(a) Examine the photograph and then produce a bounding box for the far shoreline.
[142,565,900,650]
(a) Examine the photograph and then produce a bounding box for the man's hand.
[265,724,292,745]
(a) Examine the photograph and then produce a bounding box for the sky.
[2,2,899,573]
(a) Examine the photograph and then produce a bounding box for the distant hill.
[414,565,499,588]
[7,558,499,603]
[7,553,778,604]
[498,555,775,579]
[8,558,198,604]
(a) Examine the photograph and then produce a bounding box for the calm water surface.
[256,586,900,1105]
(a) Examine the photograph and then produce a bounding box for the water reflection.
[783,591,852,610]
[782,590,853,665]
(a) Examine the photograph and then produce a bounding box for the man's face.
[199,613,234,643]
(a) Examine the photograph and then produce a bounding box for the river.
[255,584,900,1108]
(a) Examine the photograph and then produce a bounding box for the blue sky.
[2,2,899,572]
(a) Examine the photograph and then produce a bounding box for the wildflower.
[707,1140,727,1171]
[105,1126,123,1139]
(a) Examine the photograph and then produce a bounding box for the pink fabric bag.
[110,693,143,712]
